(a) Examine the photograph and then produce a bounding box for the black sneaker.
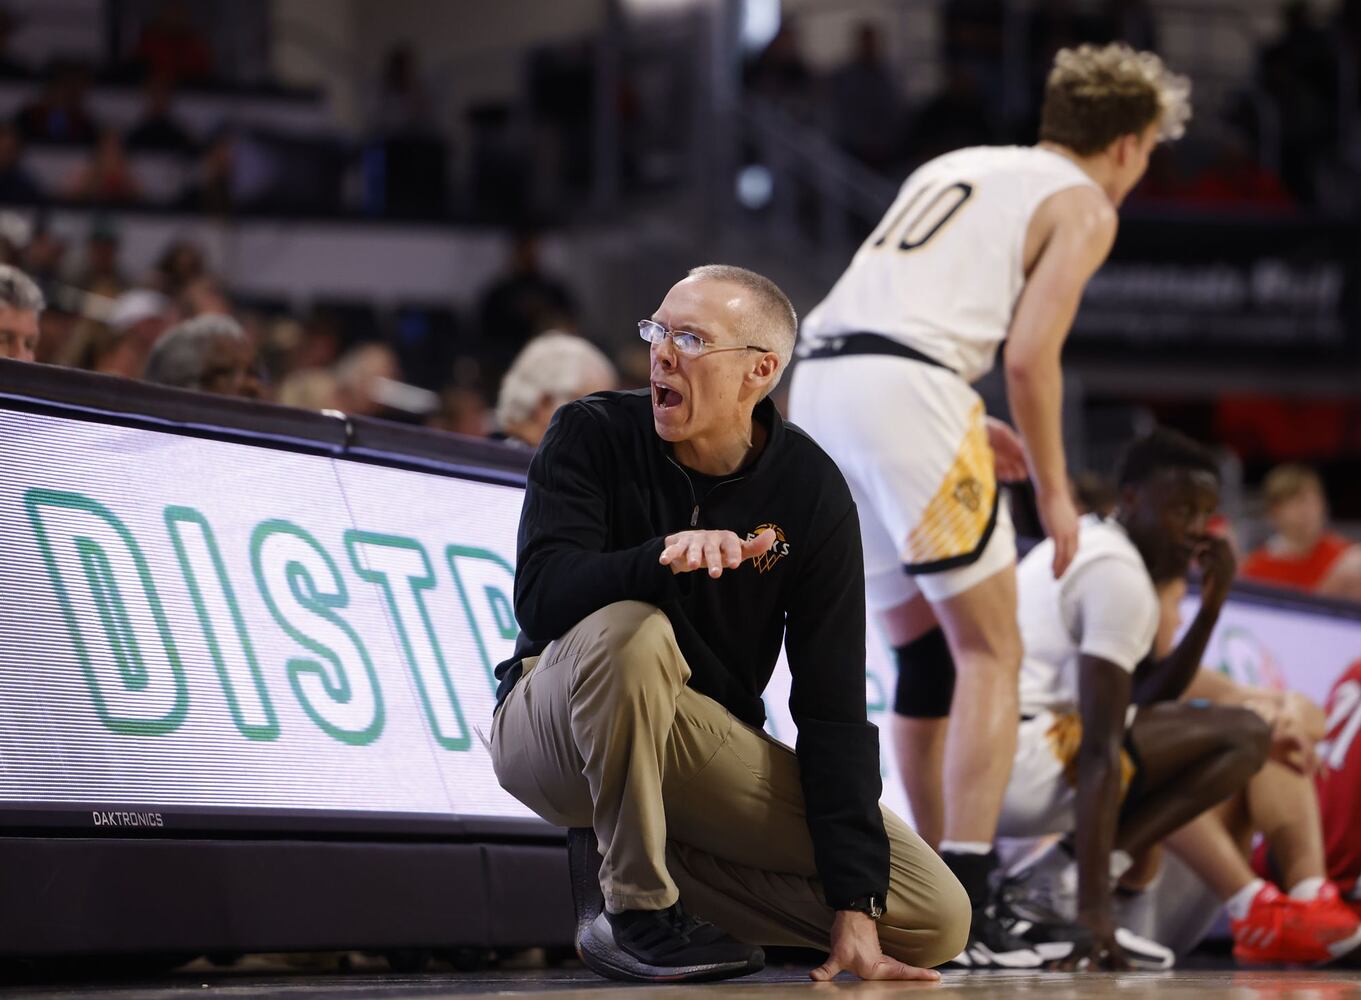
[566,828,763,983]
[947,904,1046,969]
[578,903,764,983]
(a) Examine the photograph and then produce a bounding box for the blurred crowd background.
[2,0,1360,602]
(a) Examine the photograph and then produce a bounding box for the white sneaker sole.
[950,941,1046,969]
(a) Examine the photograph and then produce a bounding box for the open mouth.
[653,382,684,410]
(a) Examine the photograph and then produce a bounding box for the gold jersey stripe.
[1046,712,1135,796]
[904,401,997,564]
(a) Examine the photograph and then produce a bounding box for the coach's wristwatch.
[840,895,885,920]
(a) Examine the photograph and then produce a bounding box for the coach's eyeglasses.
[638,319,771,358]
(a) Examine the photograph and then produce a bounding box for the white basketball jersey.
[1016,515,1159,718]
[801,145,1101,384]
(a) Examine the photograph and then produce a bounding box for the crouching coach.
[489,264,969,984]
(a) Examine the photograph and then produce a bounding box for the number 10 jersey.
[800,145,1099,384]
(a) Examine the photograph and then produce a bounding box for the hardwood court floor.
[3,962,1361,1000]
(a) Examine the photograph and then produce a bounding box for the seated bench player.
[995,430,1272,969]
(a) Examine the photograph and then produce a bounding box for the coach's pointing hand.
[660,528,776,578]
[810,911,941,983]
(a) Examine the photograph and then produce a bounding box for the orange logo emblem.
[747,523,791,574]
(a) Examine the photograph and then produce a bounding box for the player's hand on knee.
[1055,915,1130,973]
[985,417,1029,482]
[810,911,940,982]
[660,528,775,578]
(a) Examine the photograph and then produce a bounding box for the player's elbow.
[1004,351,1053,388]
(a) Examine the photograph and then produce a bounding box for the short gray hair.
[144,314,246,389]
[0,264,44,314]
[686,264,797,390]
[496,332,617,430]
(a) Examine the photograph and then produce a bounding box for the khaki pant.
[490,600,970,968]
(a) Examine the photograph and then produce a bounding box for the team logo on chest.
[747,523,792,574]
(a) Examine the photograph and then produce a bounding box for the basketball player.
[1312,657,1361,915]
[996,430,1273,969]
[1013,583,1361,966]
[788,43,1191,965]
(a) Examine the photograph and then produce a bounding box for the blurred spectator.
[0,8,30,79]
[276,368,340,412]
[178,274,233,318]
[828,23,903,172]
[65,130,142,203]
[910,63,993,162]
[133,0,214,85]
[0,263,44,362]
[428,386,492,437]
[1183,130,1294,210]
[16,60,98,145]
[1251,2,1339,204]
[153,239,207,296]
[333,342,401,418]
[494,332,617,448]
[478,233,577,377]
[369,44,437,138]
[73,217,128,295]
[127,74,196,153]
[178,132,236,214]
[528,40,596,197]
[744,22,815,119]
[467,103,528,223]
[0,120,40,202]
[79,288,174,378]
[144,314,261,399]
[0,210,29,264]
[21,218,67,297]
[1242,465,1361,599]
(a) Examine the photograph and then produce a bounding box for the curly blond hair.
[1040,43,1192,156]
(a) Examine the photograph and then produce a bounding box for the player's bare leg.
[932,564,1022,849]
[1248,761,1327,891]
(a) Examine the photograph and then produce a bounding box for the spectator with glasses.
[489,264,969,985]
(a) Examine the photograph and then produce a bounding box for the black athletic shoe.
[566,828,763,983]
[577,903,765,983]
[947,904,1046,969]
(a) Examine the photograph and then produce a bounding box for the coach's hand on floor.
[660,528,776,578]
[809,911,940,982]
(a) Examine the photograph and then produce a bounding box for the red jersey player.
[1318,657,1361,907]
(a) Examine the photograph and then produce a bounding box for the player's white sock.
[1289,876,1326,901]
[1226,879,1267,920]
[939,840,991,855]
